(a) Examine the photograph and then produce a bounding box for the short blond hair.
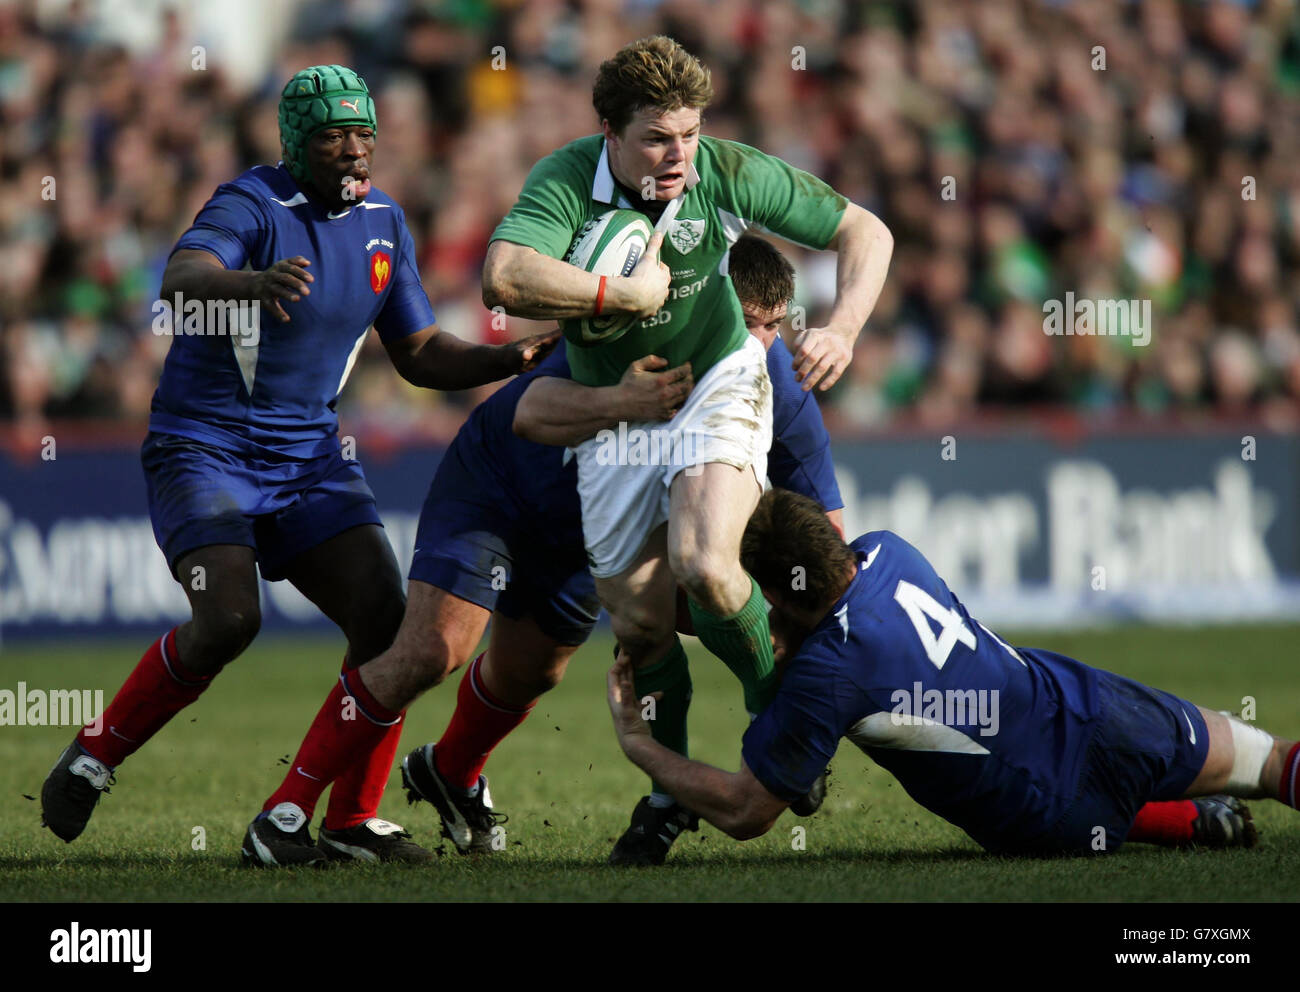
[592,36,712,135]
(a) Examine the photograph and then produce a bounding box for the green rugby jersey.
[491,134,848,386]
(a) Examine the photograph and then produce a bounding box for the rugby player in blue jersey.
[607,488,1291,855]
[40,65,556,859]
[239,236,844,865]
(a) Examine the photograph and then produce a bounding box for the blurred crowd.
[4,0,1300,441]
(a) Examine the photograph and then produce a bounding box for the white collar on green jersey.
[592,141,701,205]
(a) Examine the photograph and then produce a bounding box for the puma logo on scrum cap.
[339,99,360,112]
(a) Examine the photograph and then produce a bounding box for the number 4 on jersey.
[892,580,975,670]
[893,579,1026,670]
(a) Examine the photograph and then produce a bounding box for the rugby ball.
[561,209,653,347]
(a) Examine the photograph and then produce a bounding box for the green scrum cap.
[278,64,377,183]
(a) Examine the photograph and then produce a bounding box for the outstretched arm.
[607,659,788,840]
[514,354,693,446]
[383,326,560,391]
[792,203,893,392]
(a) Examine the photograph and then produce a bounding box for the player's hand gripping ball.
[562,209,654,347]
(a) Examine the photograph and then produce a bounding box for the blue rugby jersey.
[150,164,434,458]
[742,532,1103,850]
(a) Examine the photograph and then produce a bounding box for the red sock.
[324,714,405,830]
[324,654,406,830]
[1127,800,1198,846]
[263,670,400,821]
[1281,742,1300,809]
[434,653,535,790]
[76,629,212,768]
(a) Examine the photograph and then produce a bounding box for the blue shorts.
[408,441,598,646]
[142,431,382,582]
[1012,670,1210,855]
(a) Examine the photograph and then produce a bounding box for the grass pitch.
[2,624,1298,902]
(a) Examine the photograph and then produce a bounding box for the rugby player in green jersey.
[483,36,893,864]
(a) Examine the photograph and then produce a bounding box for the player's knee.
[535,661,567,694]
[610,609,673,659]
[669,545,731,606]
[191,602,261,667]
[343,593,406,665]
[401,631,460,693]
[516,660,567,698]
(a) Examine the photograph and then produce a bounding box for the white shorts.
[573,334,773,579]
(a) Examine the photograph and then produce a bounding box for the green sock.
[688,574,776,716]
[632,637,692,796]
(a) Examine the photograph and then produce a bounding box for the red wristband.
[594,275,607,317]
